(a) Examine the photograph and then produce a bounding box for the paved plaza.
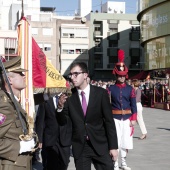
[33,107,170,170]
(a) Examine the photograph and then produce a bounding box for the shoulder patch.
[0,113,6,125]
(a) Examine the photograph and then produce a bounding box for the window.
[4,48,17,60]
[130,48,140,57]
[94,55,103,68]
[94,26,101,31]
[94,55,102,64]
[109,40,118,47]
[4,38,17,49]
[75,28,88,38]
[38,43,43,50]
[61,28,88,38]
[61,28,74,38]
[70,34,74,38]
[44,44,51,51]
[5,48,15,54]
[42,28,53,36]
[32,28,38,35]
[63,33,69,37]
[75,49,88,54]
[61,44,88,54]
[109,23,118,32]
[109,27,118,32]
[109,56,118,63]
[61,44,74,54]
[75,44,88,54]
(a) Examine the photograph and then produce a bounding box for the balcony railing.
[94,31,103,37]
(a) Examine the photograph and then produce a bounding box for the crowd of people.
[1,49,168,170]
[89,77,170,108]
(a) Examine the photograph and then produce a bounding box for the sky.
[40,0,138,16]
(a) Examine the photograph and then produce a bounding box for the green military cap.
[4,56,27,73]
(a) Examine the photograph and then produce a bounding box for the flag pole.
[21,0,24,19]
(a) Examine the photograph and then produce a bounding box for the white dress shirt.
[77,84,90,105]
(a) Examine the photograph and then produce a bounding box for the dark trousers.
[74,140,113,170]
[45,147,68,170]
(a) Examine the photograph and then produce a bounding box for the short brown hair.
[131,79,140,87]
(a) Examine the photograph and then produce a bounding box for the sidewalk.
[126,107,170,170]
[68,107,170,170]
[33,107,170,170]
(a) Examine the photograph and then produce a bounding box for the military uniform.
[0,57,32,170]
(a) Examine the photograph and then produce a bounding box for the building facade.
[137,0,170,78]
[57,18,89,76]
[0,0,40,30]
[0,0,142,80]
[0,30,17,59]
[86,12,142,80]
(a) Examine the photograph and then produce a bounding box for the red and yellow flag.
[17,17,66,116]
[32,38,66,88]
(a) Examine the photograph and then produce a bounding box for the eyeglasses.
[68,72,85,78]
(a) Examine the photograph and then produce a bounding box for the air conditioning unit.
[81,17,86,23]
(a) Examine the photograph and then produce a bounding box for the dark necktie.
[55,96,59,107]
[81,91,87,116]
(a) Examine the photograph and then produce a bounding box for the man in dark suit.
[57,62,118,170]
[35,95,72,170]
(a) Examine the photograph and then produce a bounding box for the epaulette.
[0,90,10,103]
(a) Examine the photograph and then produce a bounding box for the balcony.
[94,31,103,37]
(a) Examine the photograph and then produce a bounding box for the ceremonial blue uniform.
[109,83,137,121]
[110,49,137,170]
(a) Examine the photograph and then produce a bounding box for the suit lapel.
[86,85,96,118]
[48,97,55,111]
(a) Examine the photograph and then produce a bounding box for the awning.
[130,70,150,80]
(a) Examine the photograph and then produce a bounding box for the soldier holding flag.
[0,57,36,170]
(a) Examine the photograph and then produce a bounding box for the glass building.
[137,0,170,77]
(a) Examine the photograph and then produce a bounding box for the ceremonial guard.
[0,57,36,170]
[108,50,137,170]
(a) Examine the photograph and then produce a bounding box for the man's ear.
[7,76,12,84]
[84,73,88,79]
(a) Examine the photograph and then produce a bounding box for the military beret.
[3,56,27,73]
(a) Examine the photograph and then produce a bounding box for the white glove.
[19,138,35,154]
